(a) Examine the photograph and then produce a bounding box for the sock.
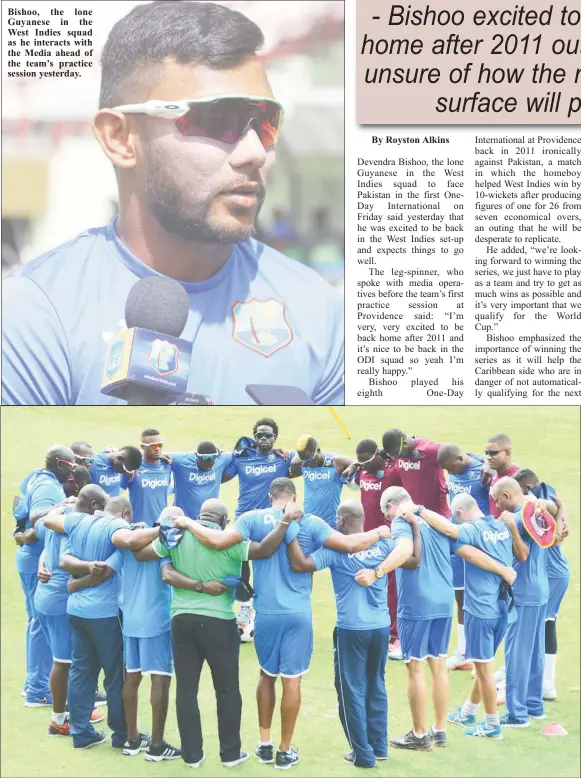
[412,730,427,739]
[461,700,479,717]
[485,713,500,728]
[260,741,273,747]
[457,624,466,656]
[431,727,445,733]
[544,653,557,689]
[52,711,67,725]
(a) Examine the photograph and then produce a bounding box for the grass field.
[1,406,579,778]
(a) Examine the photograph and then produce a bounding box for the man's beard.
[143,140,265,244]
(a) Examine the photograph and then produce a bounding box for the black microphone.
[101,276,194,405]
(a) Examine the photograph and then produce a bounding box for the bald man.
[13,444,76,707]
[288,500,421,768]
[491,477,562,728]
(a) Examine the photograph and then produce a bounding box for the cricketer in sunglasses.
[169,441,235,520]
[2,1,344,406]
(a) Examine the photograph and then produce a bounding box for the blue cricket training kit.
[531,482,570,620]
[2,221,344,405]
[312,539,394,767]
[235,509,332,677]
[121,460,172,526]
[453,516,513,662]
[504,506,549,723]
[14,469,64,701]
[391,517,454,663]
[63,511,127,748]
[89,452,123,497]
[34,519,72,663]
[302,453,345,530]
[171,451,234,518]
[226,451,293,518]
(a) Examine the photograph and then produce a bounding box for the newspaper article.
[346,0,581,405]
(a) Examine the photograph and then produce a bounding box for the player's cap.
[521,501,557,548]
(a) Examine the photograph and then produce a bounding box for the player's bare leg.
[427,656,450,730]
[122,671,142,742]
[257,671,276,743]
[279,676,301,752]
[406,660,428,735]
[150,674,171,747]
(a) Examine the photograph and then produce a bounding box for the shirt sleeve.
[63,513,81,536]
[312,517,334,547]
[234,513,254,541]
[224,457,238,477]
[311,546,338,571]
[457,523,478,546]
[284,521,301,545]
[1,277,72,405]
[29,479,63,514]
[104,550,124,573]
[312,291,344,405]
[391,518,413,542]
[109,518,131,541]
[119,474,130,490]
[151,538,169,558]
[225,540,251,563]
[159,557,171,567]
[219,452,235,470]
[34,519,46,542]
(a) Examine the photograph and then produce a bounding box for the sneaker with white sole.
[186,754,205,768]
[255,744,274,764]
[123,732,150,756]
[528,712,547,720]
[94,688,107,707]
[145,741,181,761]
[222,751,249,767]
[446,652,474,671]
[463,722,503,739]
[499,713,530,728]
[24,695,52,708]
[388,639,403,661]
[275,746,300,769]
[447,706,477,727]
[543,688,558,702]
[75,731,107,749]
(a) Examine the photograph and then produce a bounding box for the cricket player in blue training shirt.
[170,441,234,519]
[13,445,76,707]
[490,477,563,728]
[290,435,354,530]
[417,493,517,740]
[1,2,343,407]
[120,430,172,526]
[89,446,143,497]
[181,479,391,771]
[44,496,159,749]
[16,485,108,735]
[356,486,516,752]
[287,502,421,768]
[513,469,570,704]
[437,443,490,671]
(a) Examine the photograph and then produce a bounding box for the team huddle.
[12,421,570,769]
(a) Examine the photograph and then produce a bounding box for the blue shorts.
[254,612,313,678]
[547,576,570,620]
[451,555,465,590]
[124,631,173,675]
[398,617,452,663]
[37,612,72,663]
[464,612,507,663]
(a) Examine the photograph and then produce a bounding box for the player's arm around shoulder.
[173,515,244,550]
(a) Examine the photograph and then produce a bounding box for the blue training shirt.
[447,455,490,514]
[33,518,69,616]
[120,460,171,526]
[15,469,65,574]
[119,531,171,638]
[452,517,513,619]
[531,481,570,580]
[311,539,395,630]
[226,451,293,518]
[235,509,333,614]
[2,220,344,405]
[391,516,454,620]
[63,511,126,619]
[89,452,123,497]
[171,452,234,518]
[512,505,549,607]
[302,453,344,529]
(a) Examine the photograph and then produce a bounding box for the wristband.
[414,505,425,517]
[280,520,290,526]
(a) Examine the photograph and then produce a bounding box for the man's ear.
[291,494,297,503]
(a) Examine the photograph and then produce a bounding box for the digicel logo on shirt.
[189,472,217,484]
[482,528,510,544]
[398,459,420,471]
[304,471,332,481]
[449,482,472,496]
[99,474,120,486]
[361,480,382,491]
[245,464,277,476]
[141,477,170,489]
[348,546,383,561]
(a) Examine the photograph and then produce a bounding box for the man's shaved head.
[45,445,76,484]
[199,498,228,528]
[105,496,133,522]
[159,506,184,522]
[437,443,462,470]
[75,484,108,514]
[491,476,525,513]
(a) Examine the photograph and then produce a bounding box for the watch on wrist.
[414,505,425,517]
[374,566,385,579]
[195,581,204,593]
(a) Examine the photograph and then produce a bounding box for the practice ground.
[1,406,579,778]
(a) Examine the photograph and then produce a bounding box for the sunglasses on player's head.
[112,95,284,149]
[485,449,505,456]
[255,431,275,440]
[197,452,219,461]
[298,451,316,464]
[56,458,76,470]
[355,449,379,468]
[75,456,94,466]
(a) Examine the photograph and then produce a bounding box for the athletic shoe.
[389,730,433,751]
[463,722,503,739]
[275,746,300,769]
[237,603,252,633]
[74,731,107,749]
[446,652,474,671]
[447,706,477,727]
[24,695,52,708]
[543,687,558,702]
[255,744,275,764]
[499,713,530,728]
[185,754,205,768]
[528,712,547,720]
[21,690,27,698]
[123,733,151,756]
[48,720,70,737]
[343,751,377,767]
[494,667,506,685]
[145,741,182,761]
[374,753,389,761]
[94,688,107,707]
[222,751,249,767]
[388,639,403,661]
[90,709,105,724]
[428,728,447,747]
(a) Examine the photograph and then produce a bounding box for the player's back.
[120,544,171,638]
[392,516,454,620]
[303,454,343,528]
[513,506,549,606]
[33,520,69,616]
